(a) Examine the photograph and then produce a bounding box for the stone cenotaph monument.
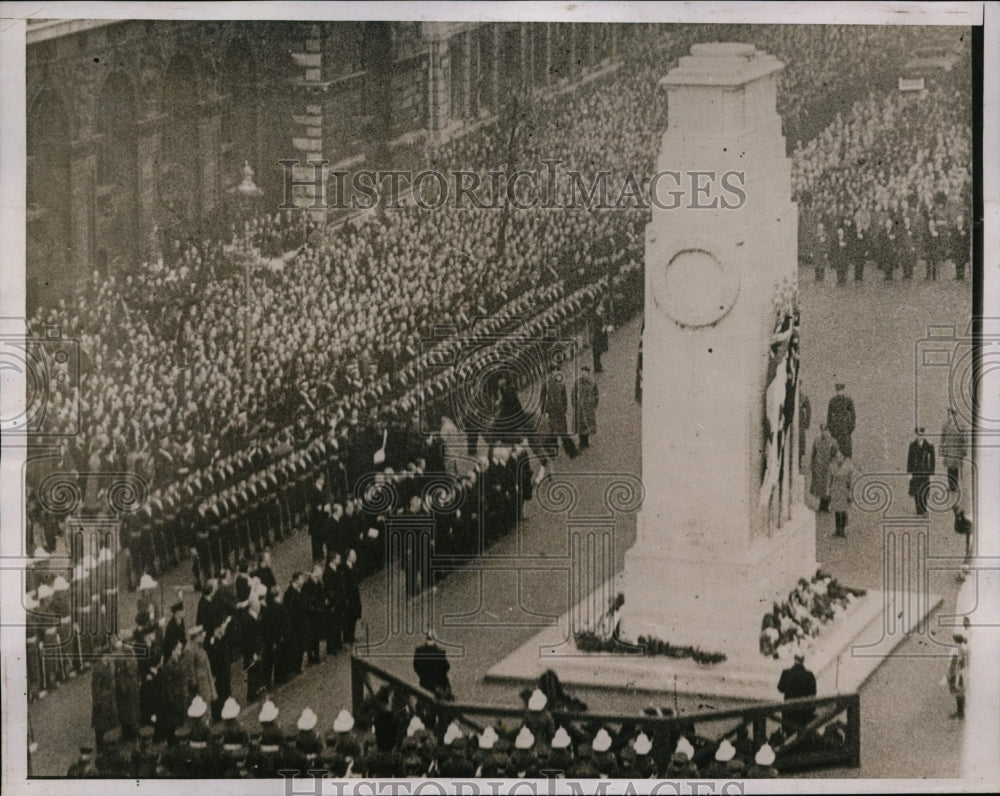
[617,42,815,655]
[489,43,936,700]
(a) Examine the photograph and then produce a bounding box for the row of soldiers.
[801,203,971,283]
[25,545,122,702]
[67,687,816,779]
[118,416,449,589]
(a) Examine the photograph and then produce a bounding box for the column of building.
[289,23,327,212]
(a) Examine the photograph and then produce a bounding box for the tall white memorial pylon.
[618,43,816,656]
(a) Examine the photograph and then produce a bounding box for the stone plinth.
[487,587,942,701]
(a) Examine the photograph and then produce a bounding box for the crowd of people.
[23,22,972,778]
[62,673,852,778]
[793,84,971,284]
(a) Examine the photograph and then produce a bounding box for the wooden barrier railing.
[351,656,860,774]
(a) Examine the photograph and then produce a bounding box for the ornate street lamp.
[229,161,263,379]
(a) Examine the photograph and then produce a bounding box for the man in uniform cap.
[907,427,936,516]
[826,383,856,459]
[182,625,216,708]
[162,596,186,660]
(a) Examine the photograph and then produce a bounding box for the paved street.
[29,273,973,778]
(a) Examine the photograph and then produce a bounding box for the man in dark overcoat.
[826,383,856,459]
[777,653,817,735]
[907,427,936,516]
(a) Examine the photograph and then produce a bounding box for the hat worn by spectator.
[298,708,318,731]
[221,697,241,720]
[515,726,535,750]
[528,689,548,711]
[138,574,158,591]
[443,722,463,746]
[755,743,776,766]
[551,726,571,750]
[333,709,354,733]
[592,728,613,754]
[187,696,208,719]
[715,739,737,762]
[633,733,652,756]
[478,726,499,750]
[51,575,70,592]
[674,736,695,761]
[259,700,279,723]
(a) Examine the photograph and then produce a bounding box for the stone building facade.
[26,18,622,304]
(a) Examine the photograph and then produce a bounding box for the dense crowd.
[793,84,972,282]
[24,22,970,777]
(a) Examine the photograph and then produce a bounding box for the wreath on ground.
[760,569,867,658]
[573,631,727,665]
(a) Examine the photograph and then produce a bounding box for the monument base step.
[485,589,942,701]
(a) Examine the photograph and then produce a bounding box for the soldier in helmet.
[248,699,284,778]
[286,707,324,776]
[216,696,250,776]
